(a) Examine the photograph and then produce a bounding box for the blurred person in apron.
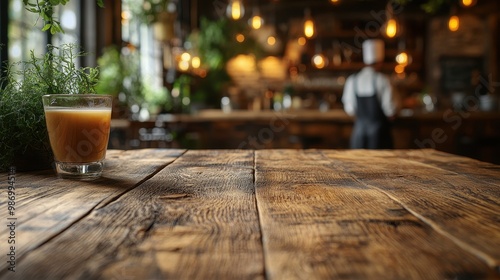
[342,39,397,149]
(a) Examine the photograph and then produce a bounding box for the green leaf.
[42,23,51,31]
[50,25,57,34]
[40,11,50,21]
[96,0,104,8]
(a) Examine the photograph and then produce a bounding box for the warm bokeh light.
[297,37,307,46]
[396,51,409,66]
[121,11,131,20]
[178,60,190,71]
[460,0,477,7]
[250,15,263,29]
[180,52,191,62]
[448,16,459,31]
[304,19,315,38]
[385,18,398,38]
[227,0,245,20]
[259,56,287,80]
[198,69,207,78]
[395,64,405,74]
[312,54,328,69]
[121,11,131,25]
[236,33,245,42]
[267,36,276,46]
[191,56,201,69]
[330,0,340,4]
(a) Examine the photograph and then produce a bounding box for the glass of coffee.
[42,94,112,180]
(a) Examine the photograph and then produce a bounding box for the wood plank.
[7,150,263,279]
[322,149,500,270]
[0,149,184,273]
[255,149,498,279]
[395,149,500,186]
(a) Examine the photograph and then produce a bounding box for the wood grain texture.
[255,149,498,279]
[6,150,263,280]
[0,149,184,273]
[322,149,500,270]
[395,149,500,186]
[1,149,499,280]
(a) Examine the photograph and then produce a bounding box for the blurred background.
[1,0,499,163]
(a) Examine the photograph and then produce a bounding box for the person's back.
[342,39,396,149]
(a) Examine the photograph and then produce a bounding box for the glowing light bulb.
[460,0,477,7]
[396,52,408,66]
[250,15,263,29]
[385,18,397,38]
[312,54,328,69]
[304,19,315,38]
[191,56,201,69]
[227,0,245,20]
[181,52,191,62]
[448,15,459,32]
[178,60,189,71]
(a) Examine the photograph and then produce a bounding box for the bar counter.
[1,149,499,279]
[122,109,500,163]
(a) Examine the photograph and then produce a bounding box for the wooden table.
[1,149,499,279]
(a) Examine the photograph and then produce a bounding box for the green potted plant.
[0,0,104,171]
[0,44,100,171]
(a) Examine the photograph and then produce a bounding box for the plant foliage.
[122,0,170,24]
[193,17,265,71]
[96,46,172,114]
[0,44,100,170]
[95,46,141,103]
[23,0,104,34]
[186,17,265,108]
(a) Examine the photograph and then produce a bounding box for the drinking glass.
[42,94,112,180]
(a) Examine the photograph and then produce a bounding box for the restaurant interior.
[1,0,500,163]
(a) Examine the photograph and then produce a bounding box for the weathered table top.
[1,149,499,279]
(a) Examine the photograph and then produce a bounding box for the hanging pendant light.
[304,19,315,38]
[249,15,263,29]
[382,2,400,38]
[227,0,245,20]
[448,16,460,31]
[248,7,264,29]
[303,9,315,38]
[385,18,398,38]
[448,6,459,32]
[191,56,201,69]
[460,0,477,8]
